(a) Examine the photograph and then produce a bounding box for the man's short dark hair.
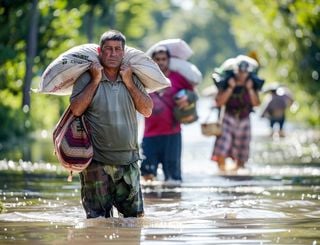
[99,30,126,49]
[152,45,170,59]
[238,60,249,72]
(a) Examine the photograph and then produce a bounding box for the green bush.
[0,103,31,141]
[0,200,4,213]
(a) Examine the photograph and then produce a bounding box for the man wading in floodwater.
[70,30,153,218]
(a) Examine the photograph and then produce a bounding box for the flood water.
[0,98,320,244]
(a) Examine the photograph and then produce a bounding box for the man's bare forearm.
[215,87,234,107]
[70,82,100,116]
[126,84,153,117]
[248,88,261,106]
[119,64,153,117]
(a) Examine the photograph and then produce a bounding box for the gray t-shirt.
[71,71,148,165]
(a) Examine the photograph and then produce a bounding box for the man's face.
[99,40,124,68]
[235,69,249,81]
[153,52,169,73]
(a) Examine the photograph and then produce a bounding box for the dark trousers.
[270,116,285,130]
[140,133,182,181]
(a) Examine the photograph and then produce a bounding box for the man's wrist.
[91,77,101,85]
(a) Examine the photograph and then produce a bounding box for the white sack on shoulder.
[146,39,193,60]
[37,44,170,95]
[169,58,202,85]
[123,46,171,93]
[39,43,99,96]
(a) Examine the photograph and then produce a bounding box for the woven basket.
[201,122,222,136]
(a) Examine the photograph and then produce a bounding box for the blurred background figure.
[211,56,263,171]
[261,83,294,137]
[140,45,198,184]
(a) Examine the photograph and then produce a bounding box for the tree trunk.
[22,0,39,109]
[86,4,95,42]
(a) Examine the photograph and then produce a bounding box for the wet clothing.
[140,133,182,180]
[141,71,193,181]
[212,112,251,163]
[212,85,253,164]
[80,160,144,218]
[71,72,146,165]
[71,71,147,218]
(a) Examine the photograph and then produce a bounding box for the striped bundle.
[53,106,93,181]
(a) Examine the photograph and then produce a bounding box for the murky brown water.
[0,98,319,244]
[0,171,319,244]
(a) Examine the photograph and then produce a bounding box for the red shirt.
[144,71,194,137]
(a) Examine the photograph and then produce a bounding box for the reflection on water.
[0,137,57,164]
[0,98,320,244]
[0,168,320,244]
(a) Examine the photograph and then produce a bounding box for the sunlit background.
[0,0,319,144]
[0,0,320,244]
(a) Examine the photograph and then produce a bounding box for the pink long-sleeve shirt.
[143,71,193,137]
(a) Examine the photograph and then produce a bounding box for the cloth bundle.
[53,105,93,181]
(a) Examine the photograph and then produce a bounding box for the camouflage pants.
[79,160,144,218]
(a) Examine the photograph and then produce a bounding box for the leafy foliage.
[0,0,319,142]
[230,0,320,124]
[0,200,4,213]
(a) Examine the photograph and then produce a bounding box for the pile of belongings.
[212,55,264,91]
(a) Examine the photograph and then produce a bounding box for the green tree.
[0,0,162,141]
[0,0,85,140]
[23,0,39,109]
[231,0,320,124]
[143,0,242,90]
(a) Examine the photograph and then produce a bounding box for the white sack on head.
[146,39,193,60]
[169,58,202,85]
[216,55,259,74]
[37,44,170,95]
[219,57,237,72]
[235,55,259,72]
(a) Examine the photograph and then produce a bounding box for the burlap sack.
[217,55,259,74]
[170,58,202,85]
[236,55,259,72]
[146,38,193,60]
[38,44,170,95]
[122,46,171,93]
[146,39,202,85]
